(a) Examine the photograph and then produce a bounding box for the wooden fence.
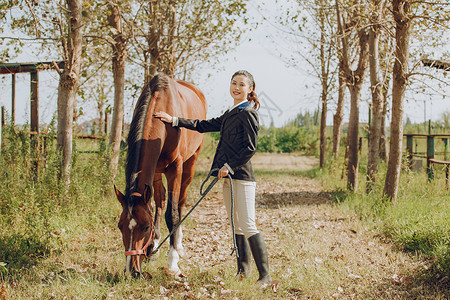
[405,134,450,185]
[0,125,108,179]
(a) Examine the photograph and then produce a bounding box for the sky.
[0,0,449,128]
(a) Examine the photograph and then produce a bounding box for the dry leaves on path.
[177,156,437,299]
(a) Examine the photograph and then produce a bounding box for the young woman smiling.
[154,70,271,287]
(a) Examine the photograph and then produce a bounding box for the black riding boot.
[235,234,251,278]
[248,233,272,287]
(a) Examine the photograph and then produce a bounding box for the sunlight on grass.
[1,126,449,298]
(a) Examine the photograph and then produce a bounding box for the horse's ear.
[143,184,152,205]
[114,185,125,207]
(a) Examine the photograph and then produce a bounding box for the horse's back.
[172,79,207,120]
[145,75,206,162]
[170,79,207,159]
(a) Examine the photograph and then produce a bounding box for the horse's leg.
[152,173,165,254]
[175,149,201,256]
[164,157,183,273]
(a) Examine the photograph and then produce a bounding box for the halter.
[124,192,156,258]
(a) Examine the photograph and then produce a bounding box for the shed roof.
[0,61,64,74]
[422,58,450,71]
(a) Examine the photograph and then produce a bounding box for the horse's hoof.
[163,267,182,278]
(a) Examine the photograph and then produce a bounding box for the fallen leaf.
[220,288,231,296]
[0,285,7,300]
[348,273,362,279]
[392,274,403,284]
[141,271,152,280]
[159,285,167,295]
[271,280,280,293]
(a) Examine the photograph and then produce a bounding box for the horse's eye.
[143,225,150,232]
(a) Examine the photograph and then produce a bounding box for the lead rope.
[151,168,238,258]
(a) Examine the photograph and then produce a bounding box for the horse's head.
[114,185,154,277]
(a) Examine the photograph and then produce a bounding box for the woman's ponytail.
[248,90,260,110]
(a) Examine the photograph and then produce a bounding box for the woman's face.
[230,74,253,102]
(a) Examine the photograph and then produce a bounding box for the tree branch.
[24,0,42,37]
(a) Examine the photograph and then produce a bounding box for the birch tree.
[366,0,386,192]
[336,0,369,191]
[56,0,83,183]
[384,0,449,201]
[107,0,128,177]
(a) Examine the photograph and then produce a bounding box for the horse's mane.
[125,74,169,201]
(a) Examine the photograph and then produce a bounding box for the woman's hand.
[154,111,173,123]
[218,165,229,179]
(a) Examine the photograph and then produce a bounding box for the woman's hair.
[231,70,260,110]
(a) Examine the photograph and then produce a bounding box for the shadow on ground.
[358,266,450,299]
[256,190,332,208]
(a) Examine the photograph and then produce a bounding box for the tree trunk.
[384,0,411,202]
[332,60,346,159]
[57,0,83,184]
[366,0,385,192]
[320,90,328,168]
[335,0,369,190]
[347,30,369,191]
[319,6,328,168]
[379,81,389,161]
[108,1,127,178]
[347,84,361,191]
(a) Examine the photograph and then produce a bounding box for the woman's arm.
[154,111,222,133]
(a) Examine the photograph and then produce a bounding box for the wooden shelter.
[422,58,450,71]
[0,61,64,131]
[0,61,63,167]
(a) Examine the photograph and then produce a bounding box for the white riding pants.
[222,179,259,239]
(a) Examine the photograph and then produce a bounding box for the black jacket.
[177,101,259,181]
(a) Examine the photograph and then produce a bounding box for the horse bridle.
[124,192,155,258]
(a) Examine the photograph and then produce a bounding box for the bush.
[257,126,319,154]
[257,128,278,152]
[0,125,118,272]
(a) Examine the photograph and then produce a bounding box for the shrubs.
[0,125,117,272]
[257,126,318,154]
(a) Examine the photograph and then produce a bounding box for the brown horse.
[114,74,206,277]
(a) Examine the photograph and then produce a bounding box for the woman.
[154,70,271,287]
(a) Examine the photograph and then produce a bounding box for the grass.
[1,126,449,298]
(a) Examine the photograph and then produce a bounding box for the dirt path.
[179,154,439,299]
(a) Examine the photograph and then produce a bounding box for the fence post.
[406,135,413,169]
[0,106,2,156]
[12,74,16,125]
[443,138,448,161]
[104,112,109,136]
[30,71,39,180]
[427,135,435,182]
[359,137,362,153]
